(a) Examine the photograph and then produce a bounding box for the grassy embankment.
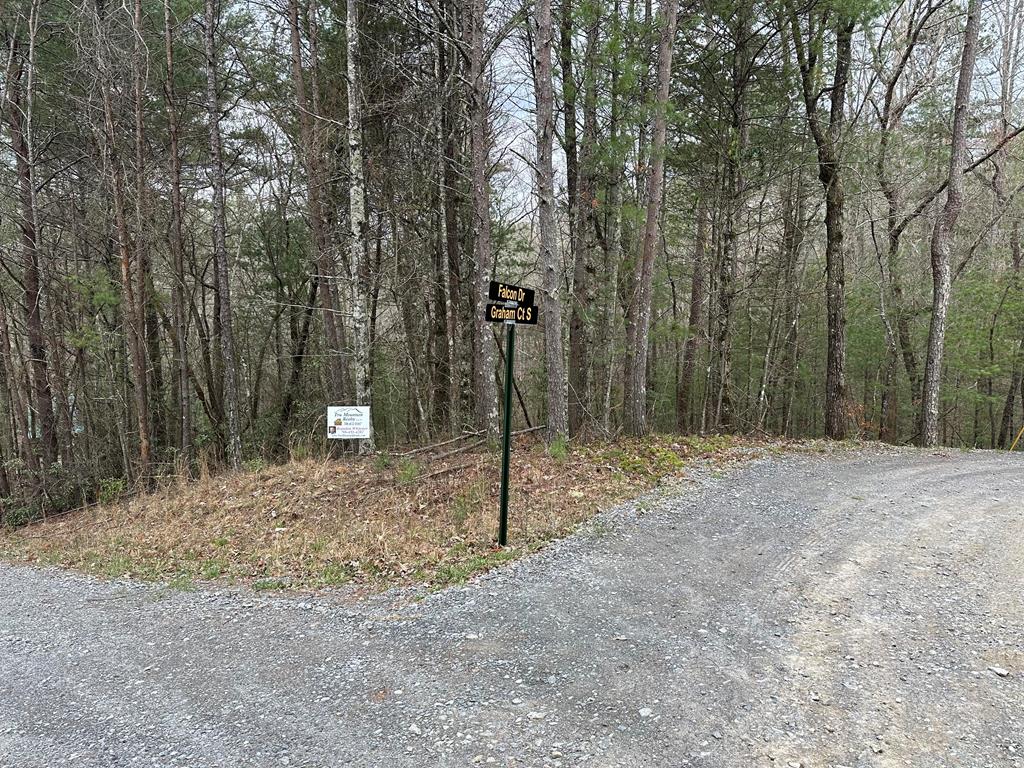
[0,435,809,591]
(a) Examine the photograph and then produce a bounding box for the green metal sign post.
[498,317,515,546]
[485,280,537,547]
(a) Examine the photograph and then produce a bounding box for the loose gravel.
[1,448,1022,767]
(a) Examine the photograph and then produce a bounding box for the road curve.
[2,448,1022,767]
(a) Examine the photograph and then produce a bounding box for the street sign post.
[484,280,538,547]
[498,318,515,546]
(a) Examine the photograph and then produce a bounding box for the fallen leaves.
[0,434,787,591]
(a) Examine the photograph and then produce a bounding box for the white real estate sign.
[326,406,371,439]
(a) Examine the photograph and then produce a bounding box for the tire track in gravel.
[745,452,1024,768]
[1,448,1022,768]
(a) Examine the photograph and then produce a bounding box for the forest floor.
[1,447,1021,767]
[0,434,808,591]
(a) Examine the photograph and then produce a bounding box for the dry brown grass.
[0,435,791,591]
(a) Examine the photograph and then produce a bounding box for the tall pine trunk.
[4,40,58,470]
[677,198,707,432]
[346,0,375,454]
[134,0,165,463]
[98,22,152,480]
[469,0,499,435]
[564,0,586,436]
[789,6,854,439]
[165,0,191,468]
[624,0,679,436]
[204,0,242,468]
[920,0,980,446]
[534,0,568,441]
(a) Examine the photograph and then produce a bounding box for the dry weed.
[0,435,800,590]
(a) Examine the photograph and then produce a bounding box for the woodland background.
[1,0,1021,520]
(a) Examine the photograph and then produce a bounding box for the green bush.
[547,434,570,461]
[98,477,127,505]
[396,458,420,484]
[1,463,89,528]
[242,457,267,474]
[451,481,487,528]
[2,503,40,530]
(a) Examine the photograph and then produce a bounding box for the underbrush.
[0,434,807,591]
[0,462,96,529]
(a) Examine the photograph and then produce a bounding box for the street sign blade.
[485,302,539,325]
[488,280,535,307]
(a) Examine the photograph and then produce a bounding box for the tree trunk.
[346,0,375,454]
[789,6,854,439]
[431,6,454,436]
[593,0,623,437]
[623,0,679,436]
[289,0,346,402]
[164,0,192,469]
[993,4,1023,448]
[204,0,243,468]
[534,0,568,441]
[101,65,151,479]
[393,206,429,440]
[275,277,319,452]
[0,294,39,476]
[566,0,593,437]
[469,0,499,436]
[5,40,58,470]
[822,156,848,441]
[677,198,707,432]
[560,0,578,287]
[708,6,751,431]
[920,0,980,447]
[133,0,165,462]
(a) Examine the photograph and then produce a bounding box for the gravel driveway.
[2,449,1022,767]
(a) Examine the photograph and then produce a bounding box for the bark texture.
[624,0,679,436]
[920,0,981,447]
[534,0,567,441]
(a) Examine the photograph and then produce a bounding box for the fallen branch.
[431,438,486,462]
[511,424,546,437]
[417,462,477,482]
[420,425,548,465]
[397,430,484,457]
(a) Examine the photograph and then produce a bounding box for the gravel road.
[2,448,1022,767]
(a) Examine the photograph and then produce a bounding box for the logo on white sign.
[326,406,371,439]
